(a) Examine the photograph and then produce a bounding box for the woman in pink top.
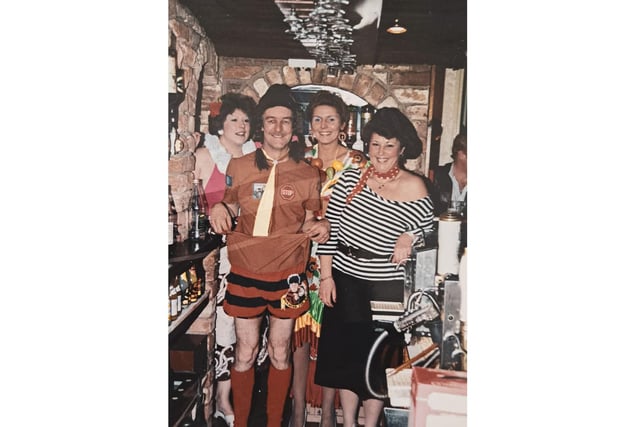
[193,92,257,427]
[194,93,258,207]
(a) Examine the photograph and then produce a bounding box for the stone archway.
[216,60,430,174]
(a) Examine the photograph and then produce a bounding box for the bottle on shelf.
[358,104,375,151]
[188,265,201,303]
[180,271,191,308]
[197,179,209,234]
[345,105,358,148]
[189,179,209,242]
[360,104,375,130]
[175,277,182,316]
[169,281,178,322]
[169,185,179,247]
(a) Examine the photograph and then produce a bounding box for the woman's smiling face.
[310,105,344,145]
[221,108,252,146]
[368,132,401,173]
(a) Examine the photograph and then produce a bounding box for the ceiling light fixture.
[278,0,356,73]
[386,19,407,35]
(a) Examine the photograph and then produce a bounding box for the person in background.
[193,92,258,427]
[314,108,435,427]
[429,132,467,217]
[209,84,330,427]
[290,91,369,427]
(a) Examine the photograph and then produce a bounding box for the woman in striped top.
[314,108,435,427]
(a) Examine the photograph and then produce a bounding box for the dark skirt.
[314,269,402,399]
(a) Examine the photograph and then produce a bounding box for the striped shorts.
[223,270,310,319]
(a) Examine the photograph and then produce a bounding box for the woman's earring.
[339,132,347,144]
[218,129,224,136]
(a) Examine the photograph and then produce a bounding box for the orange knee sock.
[230,367,254,427]
[266,365,292,427]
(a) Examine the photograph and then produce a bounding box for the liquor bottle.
[188,265,201,303]
[358,104,375,152]
[361,104,375,130]
[174,278,182,316]
[169,282,178,322]
[189,179,209,241]
[196,179,209,235]
[180,270,190,308]
[168,185,179,246]
[345,105,358,148]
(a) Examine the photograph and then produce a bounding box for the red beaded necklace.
[345,165,400,204]
[372,165,400,180]
[346,166,372,204]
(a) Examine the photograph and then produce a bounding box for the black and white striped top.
[317,168,435,282]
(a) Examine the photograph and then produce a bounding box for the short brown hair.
[452,133,467,157]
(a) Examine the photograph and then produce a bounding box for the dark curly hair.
[208,92,257,138]
[306,90,349,125]
[361,107,423,167]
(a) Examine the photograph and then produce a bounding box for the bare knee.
[233,317,263,371]
[235,341,259,371]
[266,317,295,369]
[268,340,291,369]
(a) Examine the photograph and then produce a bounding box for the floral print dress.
[292,144,369,358]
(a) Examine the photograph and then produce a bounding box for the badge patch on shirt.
[253,183,266,199]
[280,274,307,310]
[225,175,233,187]
[280,184,295,200]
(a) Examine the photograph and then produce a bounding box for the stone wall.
[169,1,220,424]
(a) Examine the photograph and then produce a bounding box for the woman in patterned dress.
[290,91,368,427]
